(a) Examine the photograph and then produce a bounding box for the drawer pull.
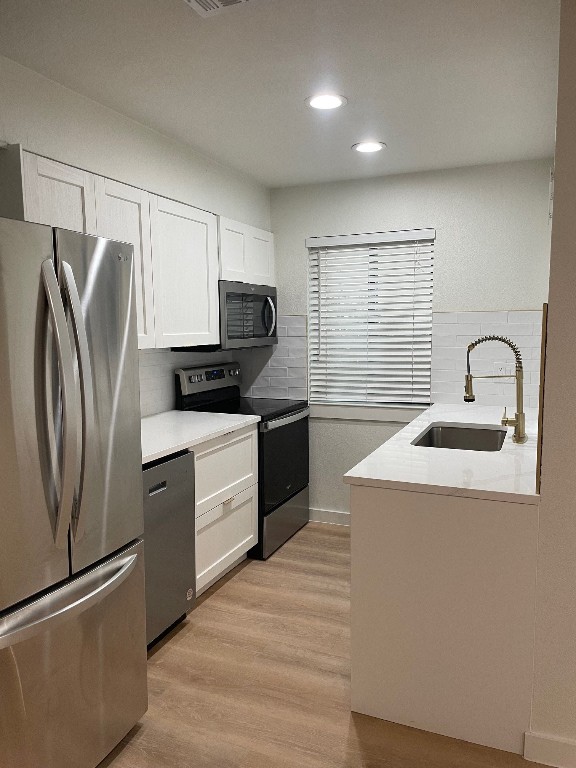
[223,497,234,506]
[149,481,167,496]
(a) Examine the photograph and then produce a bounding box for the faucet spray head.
[464,373,475,402]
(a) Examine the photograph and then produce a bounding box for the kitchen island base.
[350,484,538,755]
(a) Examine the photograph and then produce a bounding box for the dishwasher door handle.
[148,481,167,496]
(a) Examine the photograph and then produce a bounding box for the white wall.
[271,159,552,316]
[0,55,270,229]
[526,2,576,765]
[270,159,552,520]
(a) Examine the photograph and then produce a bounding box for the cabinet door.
[22,152,97,234]
[195,485,257,592]
[194,426,258,518]
[150,196,219,348]
[94,178,155,349]
[219,217,275,286]
[246,226,275,286]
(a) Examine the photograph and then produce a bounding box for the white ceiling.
[0,0,560,188]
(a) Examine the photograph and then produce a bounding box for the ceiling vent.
[183,0,255,17]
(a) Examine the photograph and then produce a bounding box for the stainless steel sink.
[412,424,506,452]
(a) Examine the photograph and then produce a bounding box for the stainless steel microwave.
[219,281,278,349]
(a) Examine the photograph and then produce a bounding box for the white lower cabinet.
[195,485,257,592]
[193,425,258,593]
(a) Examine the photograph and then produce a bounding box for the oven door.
[259,409,310,515]
[219,280,277,349]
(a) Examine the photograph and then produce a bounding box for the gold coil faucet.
[464,335,527,444]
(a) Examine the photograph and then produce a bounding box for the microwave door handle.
[266,296,277,337]
[60,261,95,542]
[41,260,77,549]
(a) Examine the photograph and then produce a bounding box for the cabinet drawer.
[195,486,257,591]
[194,426,257,517]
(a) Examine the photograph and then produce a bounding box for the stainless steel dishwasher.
[143,450,196,646]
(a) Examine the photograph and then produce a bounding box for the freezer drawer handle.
[41,260,78,549]
[61,261,96,543]
[148,481,167,496]
[0,553,138,650]
[261,407,310,431]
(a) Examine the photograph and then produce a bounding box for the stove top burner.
[188,395,308,423]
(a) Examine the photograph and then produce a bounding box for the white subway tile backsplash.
[241,315,309,401]
[288,357,307,368]
[270,377,290,388]
[288,367,307,379]
[480,323,534,337]
[432,335,459,347]
[286,377,307,388]
[507,311,543,324]
[287,326,307,337]
[284,337,307,352]
[433,323,479,337]
[252,385,289,398]
[432,381,463,394]
[267,367,288,378]
[141,311,542,416]
[284,316,307,329]
[268,355,290,367]
[431,309,542,410]
[458,311,508,325]
[433,369,462,382]
[272,344,290,358]
[433,312,459,324]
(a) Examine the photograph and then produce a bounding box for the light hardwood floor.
[101,523,544,768]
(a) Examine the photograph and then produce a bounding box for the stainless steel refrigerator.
[0,217,147,768]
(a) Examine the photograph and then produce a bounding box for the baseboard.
[524,731,576,767]
[309,507,350,526]
[196,554,247,597]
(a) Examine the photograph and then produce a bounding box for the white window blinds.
[307,229,435,406]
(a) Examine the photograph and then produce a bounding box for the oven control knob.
[198,374,204,381]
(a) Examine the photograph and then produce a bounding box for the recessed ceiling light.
[352,141,386,153]
[306,94,348,110]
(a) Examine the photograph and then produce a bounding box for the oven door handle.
[261,407,310,432]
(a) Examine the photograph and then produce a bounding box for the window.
[307,229,435,406]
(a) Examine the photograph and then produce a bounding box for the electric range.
[175,363,310,559]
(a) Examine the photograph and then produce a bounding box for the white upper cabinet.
[150,196,220,348]
[94,178,156,349]
[219,217,275,286]
[22,152,97,234]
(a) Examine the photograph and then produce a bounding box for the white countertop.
[344,403,539,504]
[141,410,260,464]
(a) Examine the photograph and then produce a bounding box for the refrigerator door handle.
[61,260,95,541]
[41,260,77,549]
[0,553,138,650]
